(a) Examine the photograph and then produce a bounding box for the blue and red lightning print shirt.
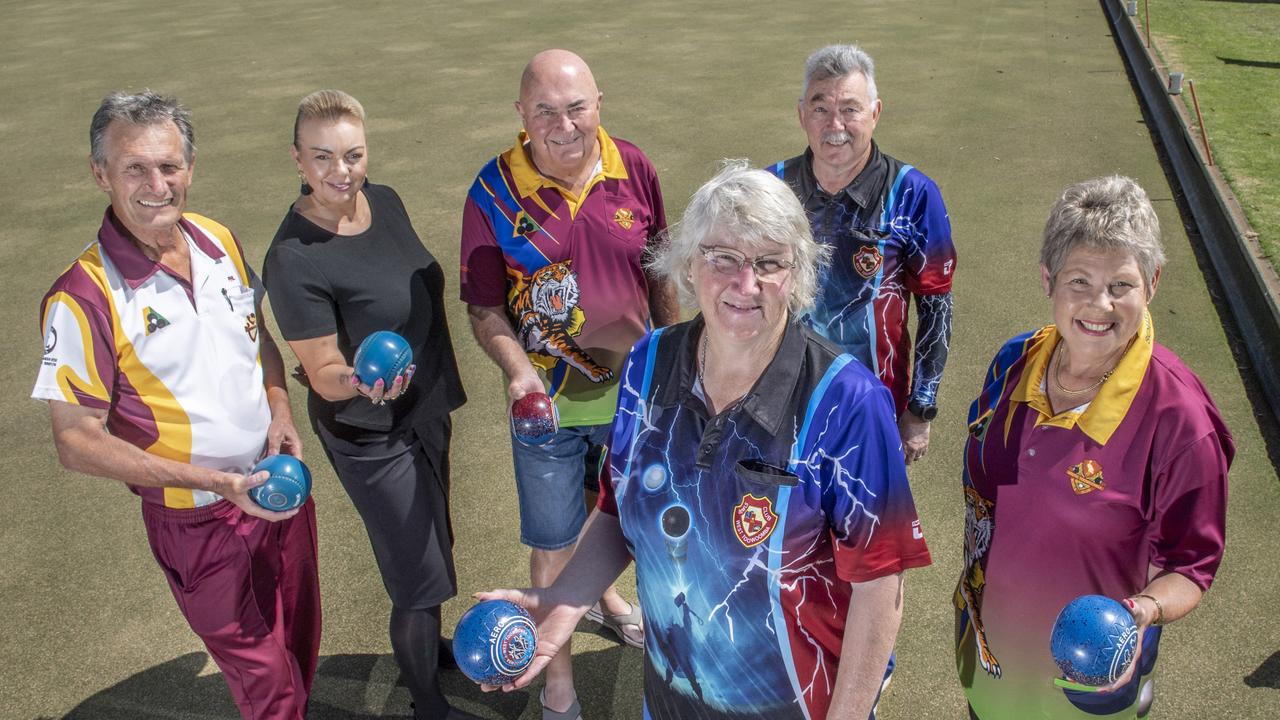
[599,317,932,719]
[771,144,955,416]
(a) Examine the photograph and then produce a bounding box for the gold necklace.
[1052,344,1114,396]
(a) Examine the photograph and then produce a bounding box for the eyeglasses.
[698,245,796,281]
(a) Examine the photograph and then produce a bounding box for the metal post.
[1188,80,1215,166]
[1144,0,1151,48]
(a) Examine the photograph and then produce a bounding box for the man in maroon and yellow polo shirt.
[460,49,678,719]
[32,91,319,719]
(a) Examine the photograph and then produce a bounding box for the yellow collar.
[1009,311,1154,445]
[504,126,627,203]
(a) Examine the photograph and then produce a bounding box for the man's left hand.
[265,414,303,460]
[899,412,930,465]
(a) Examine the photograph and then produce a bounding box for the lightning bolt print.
[604,322,930,719]
[790,158,955,415]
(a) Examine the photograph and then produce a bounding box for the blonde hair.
[293,90,366,146]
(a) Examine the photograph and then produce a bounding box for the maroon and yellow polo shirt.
[33,209,270,509]
[460,127,667,426]
[955,312,1233,719]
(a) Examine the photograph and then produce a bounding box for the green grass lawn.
[1142,0,1280,265]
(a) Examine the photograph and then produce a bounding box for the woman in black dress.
[262,90,473,720]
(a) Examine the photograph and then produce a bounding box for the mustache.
[822,131,851,145]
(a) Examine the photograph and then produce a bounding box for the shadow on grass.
[1244,651,1280,689]
[1217,56,1280,69]
[51,638,641,719]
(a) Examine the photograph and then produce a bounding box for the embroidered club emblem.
[613,208,636,230]
[1067,459,1105,495]
[969,411,992,441]
[244,312,258,342]
[853,245,883,278]
[732,494,778,548]
[143,307,170,335]
[515,211,540,237]
[43,328,57,355]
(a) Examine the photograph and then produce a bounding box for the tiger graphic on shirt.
[508,260,613,382]
[955,485,1001,678]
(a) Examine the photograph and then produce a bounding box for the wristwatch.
[907,398,938,422]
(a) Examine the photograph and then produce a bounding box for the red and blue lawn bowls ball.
[248,454,312,512]
[510,392,558,446]
[453,599,538,686]
[352,330,412,388]
[1050,594,1139,686]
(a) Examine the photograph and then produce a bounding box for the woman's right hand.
[350,364,415,405]
[473,587,590,692]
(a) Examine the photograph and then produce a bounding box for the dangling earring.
[298,170,312,196]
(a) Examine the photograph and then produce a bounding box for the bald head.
[515,49,604,182]
[519,49,598,101]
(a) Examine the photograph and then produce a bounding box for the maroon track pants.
[142,497,321,719]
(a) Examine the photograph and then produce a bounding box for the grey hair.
[1041,175,1165,292]
[89,91,194,166]
[649,160,831,314]
[802,44,878,103]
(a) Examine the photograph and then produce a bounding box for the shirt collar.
[1009,311,1155,445]
[504,126,627,199]
[97,208,225,289]
[795,140,886,208]
[656,315,807,436]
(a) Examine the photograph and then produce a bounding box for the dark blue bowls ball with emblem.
[1050,594,1139,686]
[510,392,559,446]
[353,330,413,388]
[453,599,538,685]
[248,454,312,512]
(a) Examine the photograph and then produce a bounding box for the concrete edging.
[1102,0,1280,424]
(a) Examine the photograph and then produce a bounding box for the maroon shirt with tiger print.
[460,127,667,426]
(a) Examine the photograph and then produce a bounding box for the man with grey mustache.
[770,43,956,472]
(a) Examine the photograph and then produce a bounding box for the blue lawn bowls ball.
[353,331,412,388]
[248,454,312,512]
[453,599,538,685]
[1050,594,1139,686]
[510,392,559,446]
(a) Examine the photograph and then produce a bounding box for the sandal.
[585,600,645,649]
[540,688,583,720]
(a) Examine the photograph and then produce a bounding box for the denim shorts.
[510,422,611,550]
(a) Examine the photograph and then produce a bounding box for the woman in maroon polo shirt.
[956,176,1233,719]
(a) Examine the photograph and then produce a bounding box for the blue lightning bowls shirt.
[599,318,932,719]
[771,143,955,415]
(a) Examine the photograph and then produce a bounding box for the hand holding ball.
[248,455,312,512]
[453,599,538,685]
[510,392,558,446]
[1050,594,1139,686]
[353,331,413,388]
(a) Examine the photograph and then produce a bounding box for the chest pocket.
[604,190,651,249]
[734,459,800,487]
[208,284,259,358]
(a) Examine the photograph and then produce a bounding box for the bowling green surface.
[2,1,1278,718]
